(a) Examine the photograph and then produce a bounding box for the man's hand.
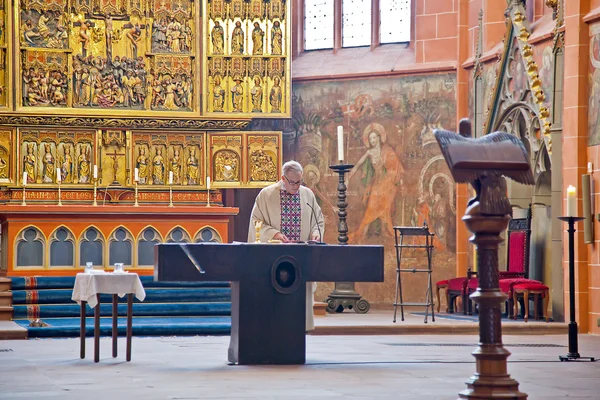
[310,232,321,241]
[272,232,290,243]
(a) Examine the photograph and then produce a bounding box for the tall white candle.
[169,171,173,185]
[56,168,61,183]
[93,165,98,179]
[134,168,139,182]
[207,176,211,189]
[567,185,576,217]
[23,171,27,186]
[337,126,344,162]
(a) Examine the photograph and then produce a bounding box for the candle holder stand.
[134,182,139,207]
[325,163,370,314]
[558,216,596,362]
[92,178,98,206]
[169,185,174,207]
[21,186,27,206]
[57,181,63,206]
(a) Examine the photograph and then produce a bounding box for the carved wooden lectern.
[154,243,384,365]
[434,119,534,399]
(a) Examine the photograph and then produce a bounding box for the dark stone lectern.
[154,243,384,365]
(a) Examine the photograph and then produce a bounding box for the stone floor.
[1,333,599,399]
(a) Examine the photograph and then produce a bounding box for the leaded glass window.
[305,0,335,50]
[380,0,411,43]
[342,0,371,47]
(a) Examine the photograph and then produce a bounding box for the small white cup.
[114,263,124,273]
[85,262,93,273]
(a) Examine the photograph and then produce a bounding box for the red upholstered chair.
[463,206,535,315]
[512,282,550,322]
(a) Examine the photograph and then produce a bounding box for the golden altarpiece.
[0,0,289,276]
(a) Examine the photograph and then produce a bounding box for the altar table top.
[72,272,146,308]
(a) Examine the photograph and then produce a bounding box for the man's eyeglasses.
[283,175,303,186]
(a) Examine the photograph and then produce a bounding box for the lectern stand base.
[559,354,596,362]
[326,283,370,314]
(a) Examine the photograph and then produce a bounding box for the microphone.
[306,202,326,245]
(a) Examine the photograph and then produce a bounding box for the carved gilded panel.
[18,129,96,185]
[208,132,243,188]
[246,132,280,187]
[17,0,197,115]
[0,1,7,108]
[131,132,206,187]
[204,0,290,117]
[0,129,13,183]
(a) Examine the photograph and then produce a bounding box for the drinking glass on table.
[114,263,124,273]
[85,262,93,273]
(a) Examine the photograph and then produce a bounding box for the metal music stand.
[393,224,435,323]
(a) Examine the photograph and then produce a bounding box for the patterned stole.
[280,190,301,241]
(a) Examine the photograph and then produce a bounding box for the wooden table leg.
[523,290,530,322]
[94,294,100,363]
[126,293,133,362]
[112,294,118,358]
[80,301,86,359]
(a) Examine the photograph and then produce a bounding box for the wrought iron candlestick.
[325,163,370,314]
[57,180,63,206]
[169,185,174,207]
[558,216,596,362]
[92,178,98,206]
[134,182,139,207]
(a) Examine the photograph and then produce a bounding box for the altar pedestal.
[0,205,238,277]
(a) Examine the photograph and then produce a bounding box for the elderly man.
[248,160,325,331]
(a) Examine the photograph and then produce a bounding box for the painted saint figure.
[42,144,56,183]
[348,123,403,243]
[252,22,264,55]
[78,146,90,184]
[153,147,165,185]
[61,146,73,183]
[231,21,244,55]
[211,21,224,54]
[187,147,199,185]
[213,76,226,111]
[269,76,282,112]
[231,78,244,112]
[251,76,263,112]
[136,147,149,184]
[271,21,283,55]
[23,144,36,183]
[171,148,182,184]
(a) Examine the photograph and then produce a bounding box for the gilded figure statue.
[269,76,282,112]
[78,146,91,184]
[153,147,166,185]
[231,21,244,55]
[136,147,149,184]
[0,156,7,178]
[214,151,239,181]
[23,144,36,183]
[42,144,56,183]
[252,22,264,55]
[171,148,182,184]
[211,21,224,54]
[231,79,244,112]
[251,76,263,112]
[187,147,199,185]
[213,76,226,111]
[271,21,283,55]
[60,146,74,183]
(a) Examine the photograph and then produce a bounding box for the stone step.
[0,292,11,307]
[0,306,13,321]
[314,301,327,316]
[0,278,10,292]
[0,321,27,340]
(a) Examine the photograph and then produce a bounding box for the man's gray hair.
[282,160,303,176]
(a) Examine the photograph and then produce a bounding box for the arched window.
[166,227,191,243]
[138,228,162,266]
[50,227,75,267]
[194,227,222,243]
[79,227,104,267]
[16,227,45,267]
[109,227,133,266]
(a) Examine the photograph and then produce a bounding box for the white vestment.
[247,181,325,331]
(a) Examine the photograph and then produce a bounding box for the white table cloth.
[72,272,146,308]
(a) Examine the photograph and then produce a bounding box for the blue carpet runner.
[11,276,232,338]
